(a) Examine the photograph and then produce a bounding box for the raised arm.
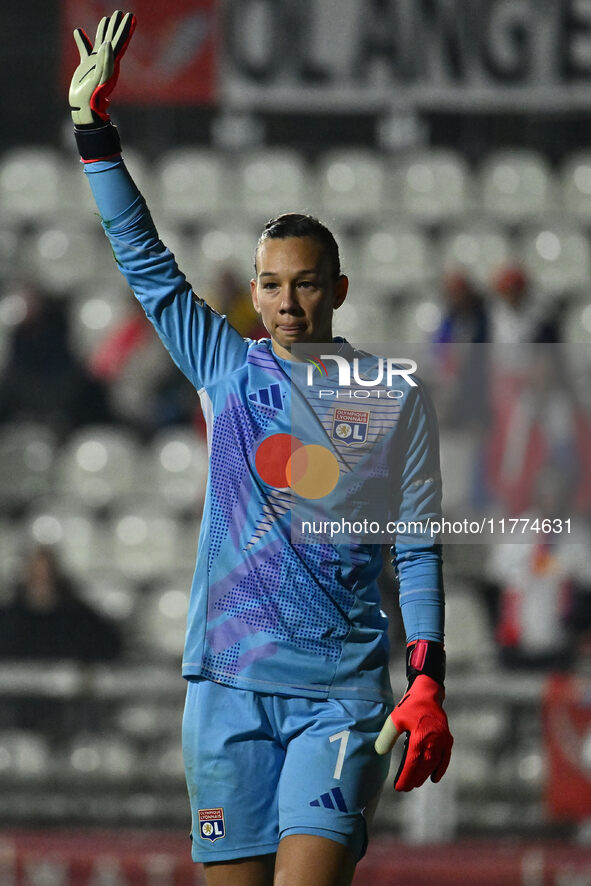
[68,10,248,391]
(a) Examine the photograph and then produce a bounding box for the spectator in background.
[207,265,267,340]
[0,544,122,662]
[485,265,579,515]
[434,269,490,348]
[88,271,263,438]
[432,269,491,426]
[487,346,591,518]
[489,263,561,347]
[488,467,591,671]
[488,263,563,399]
[89,295,196,436]
[431,269,492,512]
[0,284,111,435]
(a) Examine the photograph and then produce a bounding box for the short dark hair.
[254,213,341,279]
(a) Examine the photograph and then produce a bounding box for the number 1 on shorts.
[329,729,350,780]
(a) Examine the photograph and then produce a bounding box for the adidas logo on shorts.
[309,787,348,812]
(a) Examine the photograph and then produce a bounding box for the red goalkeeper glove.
[375,640,453,792]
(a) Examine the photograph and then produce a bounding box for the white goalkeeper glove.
[69,10,136,127]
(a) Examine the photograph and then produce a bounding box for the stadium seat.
[397,295,443,342]
[108,505,180,582]
[116,701,177,741]
[0,331,7,377]
[443,585,495,670]
[358,224,434,294]
[192,223,260,283]
[316,149,386,224]
[439,222,514,286]
[564,301,591,343]
[78,572,138,625]
[0,423,57,510]
[393,149,473,224]
[520,223,591,295]
[333,227,362,277]
[478,149,555,224]
[25,222,109,295]
[234,149,310,224]
[145,427,209,515]
[66,733,137,780]
[0,147,62,222]
[24,500,110,578]
[145,737,186,779]
[0,225,19,278]
[155,148,229,222]
[0,521,23,589]
[331,297,395,343]
[0,730,51,779]
[439,427,490,514]
[153,224,194,271]
[135,581,191,658]
[56,426,142,509]
[451,705,508,749]
[514,746,545,790]
[448,747,492,789]
[560,150,591,224]
[68,282,134,362]
[0,283,24,372]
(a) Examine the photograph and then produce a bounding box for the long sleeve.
[82,158,248,392]
[390,379,445,644]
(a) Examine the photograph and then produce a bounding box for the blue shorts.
[182,679,391,863]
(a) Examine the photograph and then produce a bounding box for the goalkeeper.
[69,12,453,886]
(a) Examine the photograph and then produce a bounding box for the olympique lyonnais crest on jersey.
[198,807,225,842]
[331,408,370,446]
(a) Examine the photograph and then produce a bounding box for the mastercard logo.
[254,433,340,499]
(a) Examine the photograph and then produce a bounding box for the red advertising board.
[544,673,591,820]
[61,0,219,105]
[3,832,591,886]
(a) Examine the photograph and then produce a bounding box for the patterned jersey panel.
[184,343,391,699]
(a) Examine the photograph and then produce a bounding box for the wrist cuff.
[406,640,446,686]
[74,121,121,162]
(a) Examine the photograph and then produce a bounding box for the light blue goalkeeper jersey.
[84,157,444,703]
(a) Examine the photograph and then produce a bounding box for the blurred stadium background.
[2,1,591,883]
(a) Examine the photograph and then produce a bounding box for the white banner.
[220,0,591,111]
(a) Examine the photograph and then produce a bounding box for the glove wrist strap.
[74,121,121,162]
[406,640,446,687]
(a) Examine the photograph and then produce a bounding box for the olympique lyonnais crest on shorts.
[198,807,226,842]
[331,408,370,446]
